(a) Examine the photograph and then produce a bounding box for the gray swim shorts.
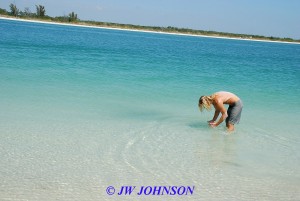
[226,100,243,125]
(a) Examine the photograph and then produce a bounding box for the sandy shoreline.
[1,16,299,45]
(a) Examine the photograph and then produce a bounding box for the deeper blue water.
[0,18,300,201]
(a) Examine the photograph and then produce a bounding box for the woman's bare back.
[214,91,240,105]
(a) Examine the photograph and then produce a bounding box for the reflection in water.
[208,132,239,168]
[188,121,210,129]
[194,126,240,169]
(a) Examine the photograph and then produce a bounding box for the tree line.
[0,3,78,22]
[0,3,298,43]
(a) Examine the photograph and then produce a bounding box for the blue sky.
[1,0,299,39]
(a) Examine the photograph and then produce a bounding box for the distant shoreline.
[1,16,299,45]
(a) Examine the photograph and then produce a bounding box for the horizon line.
[1,16,299,45]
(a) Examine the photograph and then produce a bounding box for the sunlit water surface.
[0,19,300,201]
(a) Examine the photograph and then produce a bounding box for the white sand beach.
[1,16,299,45]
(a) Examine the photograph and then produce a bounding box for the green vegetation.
[36,5,46,17]
[0,8,8,15]
[21,7,34,17]
[69,12,78,22]
[1,3,299,43]
[9,3,19,17]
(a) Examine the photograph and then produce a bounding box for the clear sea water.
[0,18,300,201]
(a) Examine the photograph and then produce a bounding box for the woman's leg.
[226,122,234,131]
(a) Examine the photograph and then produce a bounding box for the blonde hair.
[198,94,215,112]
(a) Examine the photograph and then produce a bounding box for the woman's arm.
[208,110,220,123]
[210,101,228,127]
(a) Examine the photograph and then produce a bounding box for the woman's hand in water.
[208,121,217,128]
[207,120,215,124]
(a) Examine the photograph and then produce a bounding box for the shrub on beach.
[0,8,8,15]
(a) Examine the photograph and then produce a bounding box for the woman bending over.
[198,91,243,131]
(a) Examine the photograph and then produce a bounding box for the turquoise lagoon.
[0,18,300,200]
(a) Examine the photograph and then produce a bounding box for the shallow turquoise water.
[0,18,300,201]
